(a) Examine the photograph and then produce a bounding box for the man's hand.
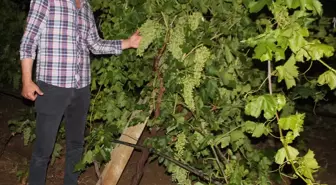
[21,58,43,101]
[21,81,44,101]
[122,30,142,49]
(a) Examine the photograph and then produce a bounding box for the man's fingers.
[26,92,36,101]
[32,93,38,101]
[35,87,44,95]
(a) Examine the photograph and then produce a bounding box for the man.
[19,0,142,184]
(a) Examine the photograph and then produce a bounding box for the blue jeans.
[28,81,90,185]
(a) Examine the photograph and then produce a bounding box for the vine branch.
[131,30,170,185]
[267,61,309,184]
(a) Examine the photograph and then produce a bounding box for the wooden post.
[96,94,154,185]
[96,120,148,185]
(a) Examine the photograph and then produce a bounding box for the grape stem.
[132,29,170,185]
[318,59,336,74]
[182,43,203,61]
[267,60,309,184]
[211,146,227,183]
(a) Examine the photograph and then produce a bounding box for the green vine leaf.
[298,150,320,180]
[243,121,268,138]
[285,0,301,9]
[317,70,336,90]
[214,136,230,148]
[230,130,245,142]
[304,40,334,61]
[275,146,299,165]
[248,0,271,13]
[304,0,323,15]
[278,113,305,138]
[253,41,276,62]
[276,55,299,89]
[245,94,286,120]
[253,124,267,137]
[284,131,296,144]
[83,150,94,164]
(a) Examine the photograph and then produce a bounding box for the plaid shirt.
[20,0,122,88]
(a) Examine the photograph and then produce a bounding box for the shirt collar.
[70,0,87,7]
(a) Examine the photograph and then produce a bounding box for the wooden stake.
[96,95,154,185]
[96,121,148,185]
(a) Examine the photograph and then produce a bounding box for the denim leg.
[63,86,90,185]
[28,81,72,185]
[28,113,63,185]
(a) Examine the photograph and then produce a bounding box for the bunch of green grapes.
[168,17,186,60]
[182,46,211,110]
[188,12,203,31]
[170,133,191,185]
[136,19,165,56]
[182,76,196,111]
[193,46,211,86]
[175,132,187,159]
[272,2,290,28]
[171,165,192,185]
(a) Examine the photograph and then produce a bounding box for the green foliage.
[8,109,36,146]
[77,0,336,184]
[8,108,65,166]
[245,94,286,119]
[318,70,336,90]
[83,0,274,184]
[276,55,299,89]
[0,0,26,88]
[243,0,335,184]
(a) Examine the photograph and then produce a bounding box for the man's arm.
[87,10,142,54]
[20,0,48,101]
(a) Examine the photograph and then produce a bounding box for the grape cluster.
[136,19,165,57]
[193,46,211,86]
[171,133,191,185]
[182,76,197,111]
[182,46,211,110]
[175,132,187,159]
[188,12,203,31]
[171,165,191,185]
[168,17,186,60]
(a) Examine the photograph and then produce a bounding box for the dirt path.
[0,94,174,185]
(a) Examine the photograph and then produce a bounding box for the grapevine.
[137,19,165,57]
[83,0,333,184]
